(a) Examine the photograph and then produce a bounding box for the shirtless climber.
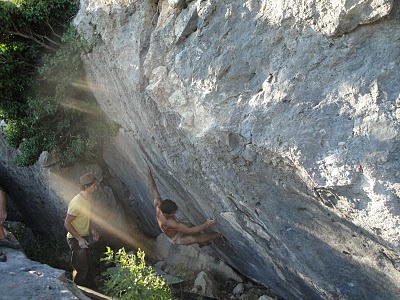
[147,166,222,245]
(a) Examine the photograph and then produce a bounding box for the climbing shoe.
[0,252,6,262]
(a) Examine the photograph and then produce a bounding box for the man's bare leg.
[0,190,5,240]
[180,232,222,246]
[0,223,4,240]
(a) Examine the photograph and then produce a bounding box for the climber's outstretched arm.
[147,166,162,208]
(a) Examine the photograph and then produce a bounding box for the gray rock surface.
[0,137,68,243]
[71,0,400,299]
[155,233,243,283]
[0,246,89,300]
[193,271,217,298]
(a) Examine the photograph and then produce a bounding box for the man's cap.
[79,173,97,185]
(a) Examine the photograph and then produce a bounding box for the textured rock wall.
[73,0,400,299]
[0,137,67,241]
[0,247,90,300]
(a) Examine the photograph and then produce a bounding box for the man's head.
[79,173,97,192]
[160,199,178,215]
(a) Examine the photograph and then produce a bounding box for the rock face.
[0,246,89,300]
[72,0,400,299]
[2,0,399,299]
[0,137,68,243]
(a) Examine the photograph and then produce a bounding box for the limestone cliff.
[2,0,399,299]
[71,0,400,299]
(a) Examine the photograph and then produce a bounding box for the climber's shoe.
[198,242,212,248]
[0,251,7,262]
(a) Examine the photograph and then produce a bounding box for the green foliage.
[0,0,115,166]
[102,248,174,300]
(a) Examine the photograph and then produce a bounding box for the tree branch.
[7,30,58,52]
[33,31,60,46]
[46,21,61,39]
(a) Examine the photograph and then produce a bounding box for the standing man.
[147,166,222,246]
[64,173,99,288]
[0,186,20,249]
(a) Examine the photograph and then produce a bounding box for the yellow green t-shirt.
[66,193,91,239]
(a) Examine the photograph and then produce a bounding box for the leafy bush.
[102,247,174,300]
[0,0,115,166]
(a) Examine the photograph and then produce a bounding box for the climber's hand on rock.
[206,219,217,227]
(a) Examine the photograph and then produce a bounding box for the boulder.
[192,271,218,298]
[0,246,89,299]
[73,0,400,299]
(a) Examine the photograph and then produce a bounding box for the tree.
[0,0,77,52]
[0,0,114,166]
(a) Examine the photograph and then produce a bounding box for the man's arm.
[0,190,6,224]
[89,203,99,241]
[90,228,99,241]
[89,222,99,241]
[0,189,7,239]
[64,214,89,248]
[147,166,162,208]
[170,219,217,234]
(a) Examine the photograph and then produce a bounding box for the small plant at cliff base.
[102,247,174,300]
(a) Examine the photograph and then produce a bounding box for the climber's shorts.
[169,232,185,244]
